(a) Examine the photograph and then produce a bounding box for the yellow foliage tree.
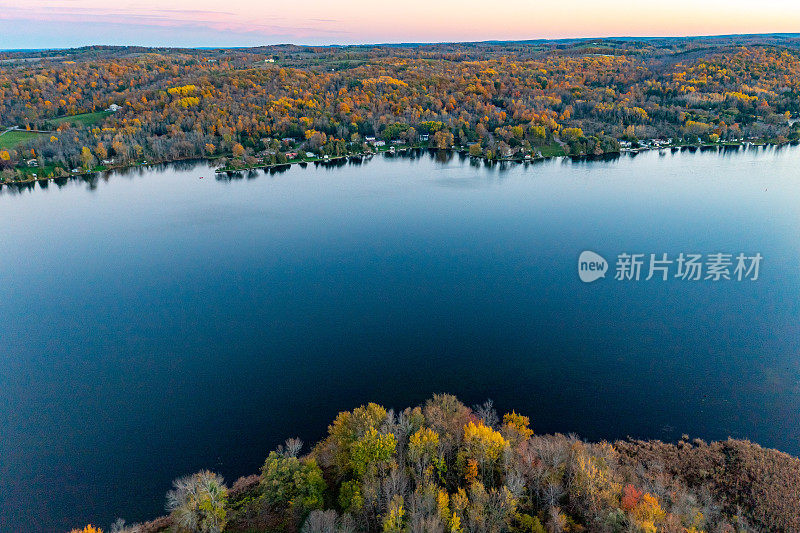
[409,427,440,465]
[69,526,102,533]
[168,85,198,96]
[631,493,666,532]
[464,422,507,462]
[382,495,406,533]
[502,411,533,443]
[80,146,95,169]
[95,142,107,161]
[463,421,508,481]
[570,443,621,514]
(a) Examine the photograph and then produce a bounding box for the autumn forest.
[2,35,800,182]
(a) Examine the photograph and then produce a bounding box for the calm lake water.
[2,147,800,531]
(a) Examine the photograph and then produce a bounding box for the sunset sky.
[2,0,800,49]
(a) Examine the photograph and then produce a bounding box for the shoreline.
[1,139,796,188]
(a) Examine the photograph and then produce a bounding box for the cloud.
[0,3,348,39]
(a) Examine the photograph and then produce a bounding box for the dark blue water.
[2,147,800,532]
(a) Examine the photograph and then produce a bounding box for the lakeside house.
[26,159,38,167]
[106,104,121,112]
[419,134,429,141]
[373,140,386,147]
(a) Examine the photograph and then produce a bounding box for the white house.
[106,104,121,112]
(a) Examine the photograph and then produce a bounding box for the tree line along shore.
[2,37,800,184]
[1,136,789,187]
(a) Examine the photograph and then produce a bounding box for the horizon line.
[2,31,800,53]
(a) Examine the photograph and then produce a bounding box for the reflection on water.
[2,144,791,196]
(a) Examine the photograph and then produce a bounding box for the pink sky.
[2,0,800,48]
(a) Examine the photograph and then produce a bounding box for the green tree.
[351,426,397,479]
[315,403,388,478]
[261,451,326,513]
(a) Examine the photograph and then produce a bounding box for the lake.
[2,146,800,531]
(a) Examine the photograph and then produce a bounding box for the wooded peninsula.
[2,35,800,183]
[69,395,800,533]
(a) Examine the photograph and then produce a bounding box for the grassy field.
[536,141,567,157]
[48,111,112,127]
[0,130,46,149]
